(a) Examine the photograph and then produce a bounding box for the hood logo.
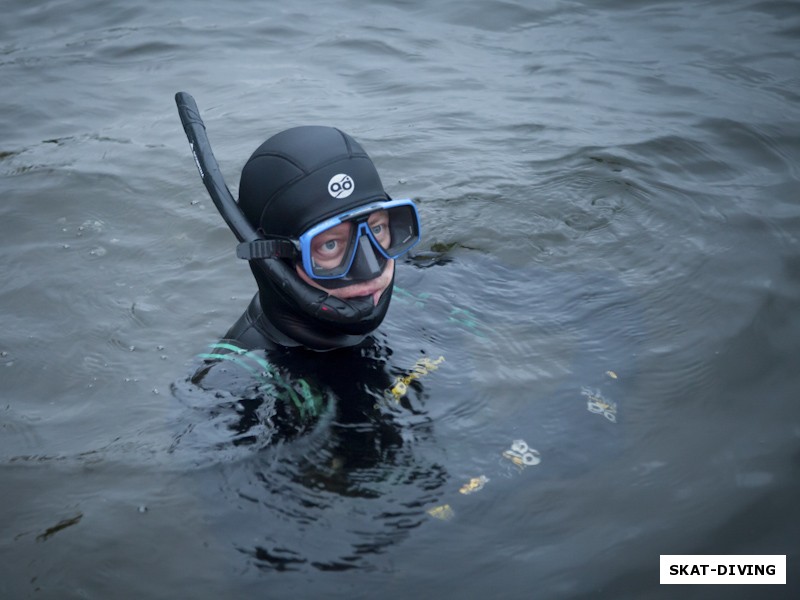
[328,173,354,199]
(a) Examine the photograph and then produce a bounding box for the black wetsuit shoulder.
[223,294,287,351]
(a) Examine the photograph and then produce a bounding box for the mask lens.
[381,204,420,257]
[307,221,356,278]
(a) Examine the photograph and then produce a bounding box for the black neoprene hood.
[226,124,395,351]
[238,126,389,238]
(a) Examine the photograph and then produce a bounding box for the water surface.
[1,0,799,598]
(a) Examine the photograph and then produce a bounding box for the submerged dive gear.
[175,92,405,350]
[236,198,421,288]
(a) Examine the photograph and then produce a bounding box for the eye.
[367,210,391,248]
[314,237,344,260]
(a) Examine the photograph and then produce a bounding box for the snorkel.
[175,92,392,349]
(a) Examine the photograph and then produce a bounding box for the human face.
[296,258,395,306]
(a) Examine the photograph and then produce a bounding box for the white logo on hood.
[328,173,354,199]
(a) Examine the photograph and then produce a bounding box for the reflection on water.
[169,334,445,571]
[2,0,799,597]
[163,262,637,574]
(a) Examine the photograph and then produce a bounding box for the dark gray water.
[2,0,799,598]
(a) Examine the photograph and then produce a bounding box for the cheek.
[383,259,395,282]
[295,264,325,290]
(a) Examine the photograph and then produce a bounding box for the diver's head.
[236,126,420,350]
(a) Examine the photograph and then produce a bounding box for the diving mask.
[237,198,421,287]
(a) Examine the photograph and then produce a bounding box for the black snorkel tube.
[174,92,384,328]
[175,92,256,244]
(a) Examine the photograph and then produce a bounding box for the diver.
[226,123,421,352]
[174,92,425,447]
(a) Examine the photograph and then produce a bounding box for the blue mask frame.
[298,198,422,281]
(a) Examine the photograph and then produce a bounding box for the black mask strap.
[236,238,296,260]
